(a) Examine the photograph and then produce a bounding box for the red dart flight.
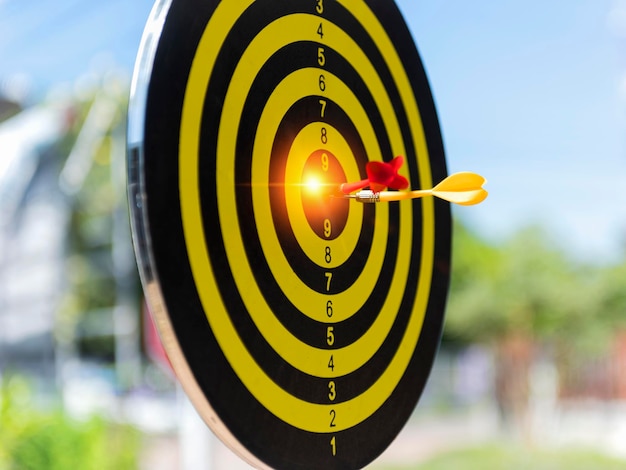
[340,156,409,194]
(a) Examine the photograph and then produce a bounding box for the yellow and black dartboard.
[128,0,451,468]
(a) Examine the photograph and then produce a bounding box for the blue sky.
[0,0,154,96]
[398,0,626,262]
[1,0,624,262]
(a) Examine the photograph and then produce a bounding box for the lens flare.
[304,176,322,194]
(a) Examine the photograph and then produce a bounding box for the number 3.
[316,0,323,14]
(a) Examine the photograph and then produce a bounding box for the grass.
[376,442,626,470]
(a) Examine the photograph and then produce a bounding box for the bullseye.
[301,150,348,240]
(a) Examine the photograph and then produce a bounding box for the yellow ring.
[180,5,435,433]
[284,123,358,269]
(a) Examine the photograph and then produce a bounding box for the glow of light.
[304,176,322,194]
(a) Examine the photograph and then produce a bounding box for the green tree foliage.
[444,220,626,428]
[0,377,139,470]
[445,221,626,356]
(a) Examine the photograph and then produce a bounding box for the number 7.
[325,272,332,291]
[319,99,327,118]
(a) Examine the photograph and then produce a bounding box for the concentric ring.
[183,0,426,438]
[129,0,451,468]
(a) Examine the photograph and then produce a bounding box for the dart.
[346,171,488,206]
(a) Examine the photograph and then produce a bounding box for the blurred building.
[0,84,143,396]
[0,98,73,385]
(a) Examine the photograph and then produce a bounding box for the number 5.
[327,326,334,346]
[317,47,325,67]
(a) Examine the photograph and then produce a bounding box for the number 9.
[321,152,329,172]
[323,219,331,238]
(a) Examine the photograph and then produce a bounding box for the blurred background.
[1,0,626,468]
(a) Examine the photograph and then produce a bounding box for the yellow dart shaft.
[376,190,432,201]
[377,188,487,205]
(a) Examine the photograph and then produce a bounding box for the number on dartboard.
[329,409,337,428]
[319,74,326,92]
[323,218,331,238]
[317,22,324,39]
[321,127,328,144]
[328,354,335,371]
[326,300,333,318]
[328,381,336,401]
[325,246,331,264]
[326,326,334,346]
[317,47,325,67]
[319,99,327,118]
[321,152,329,171]
[324,272,332,291]
[330,436,336,457]
[316,0,323,15]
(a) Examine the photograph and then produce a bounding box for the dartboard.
[127,0,451,468]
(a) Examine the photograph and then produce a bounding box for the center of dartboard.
[301,150,349,241]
